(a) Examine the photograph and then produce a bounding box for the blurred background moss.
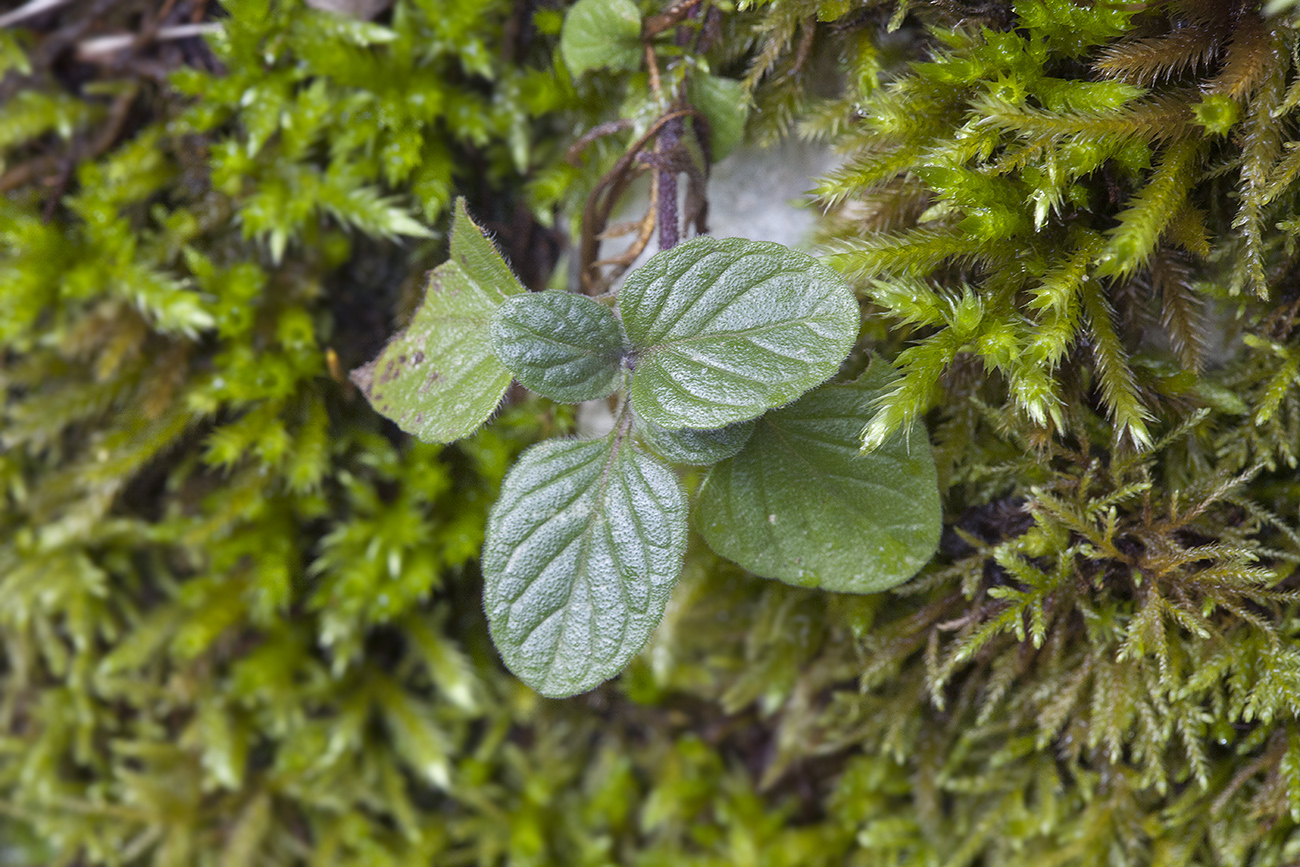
[3,1,1300,865]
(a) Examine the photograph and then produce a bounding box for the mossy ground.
[3,1,1300,865]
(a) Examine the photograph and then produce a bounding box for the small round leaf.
[560,0,642,78]
[491,290,629,403]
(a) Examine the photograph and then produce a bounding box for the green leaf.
[620,237,859,430]
[696,364,941,593]
[559,0,643,78]
[491,291,629,403]
[350,202,521,443]
[483,434,688,697]
[0,31,32,77]
[687,74,750,162]
[450,198,525,295]
[634,416,754,465]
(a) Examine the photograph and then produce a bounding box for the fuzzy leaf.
[491,291,629,403]
[483,435,688,697]
[560,0,642,78]
[620,237,859,430]
[697,365,941,593]
[634,416,755,465]
[351,203,520,443]
[450,198,525,295]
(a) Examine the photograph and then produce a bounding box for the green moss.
[4,0,1300,864]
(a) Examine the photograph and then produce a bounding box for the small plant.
[353,200,942,696]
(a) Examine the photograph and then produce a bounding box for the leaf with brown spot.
[351,200,521,443]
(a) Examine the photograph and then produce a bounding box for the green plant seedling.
[355,199,943,697]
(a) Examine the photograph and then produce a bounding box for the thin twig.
[564,119,633,165]
[0,0,72,29]
[43,85,136,221]
[2,83,137,205]
[642,0,703,38]
[0,156,57,193]
[137,0,182,48]
[790,18,816,77]
[579,109,702,292]
[77,23,221,58]
[644,41,662,99]
[593,178,658,270]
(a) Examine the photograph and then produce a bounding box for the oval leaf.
[491,290,629,403]
[560,0,642,78]
[620,237,859,430]
[635,416,754,465]
[350,202,520,443]
[483,436,688,697]
[696,365,941,594]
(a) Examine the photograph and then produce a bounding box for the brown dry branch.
[578,108,704,293]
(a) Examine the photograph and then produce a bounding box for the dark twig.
[655,117,682,251]
[642,0,703,39]
[0,0,72,29]
[0,157,58,194]
[579,108,703,293]
[42,85,136,221]
[786,17,817,80]
[564,119,634,165]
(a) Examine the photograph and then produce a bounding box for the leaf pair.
[356,207,859,446]
[493,236,860,430]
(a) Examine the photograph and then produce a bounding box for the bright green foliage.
[770,0,1300,862]
[0,0,607,862]
[809,0,1300,451]
[192,0,567,241]
[622,237,860,430]
[352,201,519,442]
[697,361,941,593]
[560,0,644,77]
[483,436,688,696]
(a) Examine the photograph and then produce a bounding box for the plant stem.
[657,118,681,251]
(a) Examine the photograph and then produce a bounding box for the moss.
[3,0,1300,864]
